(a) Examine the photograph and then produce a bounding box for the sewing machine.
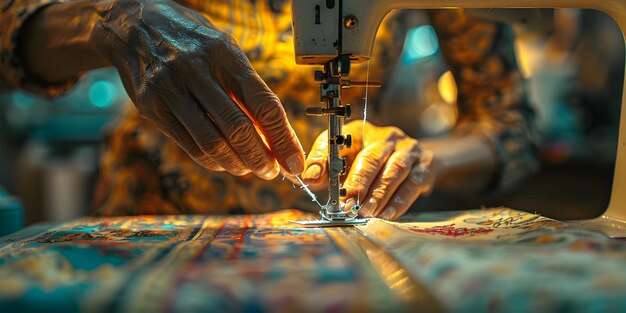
[289,0,626,235]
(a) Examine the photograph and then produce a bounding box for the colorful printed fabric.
[0,210,410,312]
[0,0,538,215]
[360,208,626,312]
[2,208,626,312]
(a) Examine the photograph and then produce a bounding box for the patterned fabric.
[0,211,415,312]
[362,208,626,312]
[0,0,538,215]
[2,208,626,312]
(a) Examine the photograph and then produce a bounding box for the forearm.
[19,0,112,85]
[424,10,533,193]
[422,134,496,193]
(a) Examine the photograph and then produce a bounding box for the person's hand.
[302,121,436,220]
[90,0,304,178]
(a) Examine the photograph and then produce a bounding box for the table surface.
[1,208,626,312]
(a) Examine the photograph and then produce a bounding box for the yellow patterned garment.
[0,0,537,215]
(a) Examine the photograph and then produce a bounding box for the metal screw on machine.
[305,104,351,117]
[343,15,358,29]
[306,107,324,116]
[334,134,352,148]
[342,81,382,88]
[342,104,351,118]
[314,70,327,82]
[344,134,352,148]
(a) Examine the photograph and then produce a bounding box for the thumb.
[301,130,329,188]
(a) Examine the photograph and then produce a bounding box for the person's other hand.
[91,0,304,178]
[302,121,436,220]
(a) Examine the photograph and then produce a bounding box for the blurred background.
[0,68,125,225]
[384,8,624,220]
[0,8,624,225]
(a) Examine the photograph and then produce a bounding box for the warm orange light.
[437,71,457,105]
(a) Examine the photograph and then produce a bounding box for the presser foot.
[289,218,369,227]
[289,204,369,227]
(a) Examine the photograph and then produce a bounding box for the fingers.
[190,82,280,180]
[301,121,379,187]
[99,4,301,178]
[342,141,396,205]
[379,150,435,220]
[359,140,422,219]
[301,130,329,188]
[168,96,253,176]
[221,47,305,175]
[163,86,267,177]
[152,110,224,172]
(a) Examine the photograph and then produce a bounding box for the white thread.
[294,175,323,208]
[357,61,371,206]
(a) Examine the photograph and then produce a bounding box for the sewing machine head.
[291,0,378,65]
[290,0,626,233]
[291,0,624,66]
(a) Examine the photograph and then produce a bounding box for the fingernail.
[381,207,396,220]
[344,198,355,209]
[361,198,377,217]
[286,153,304,175]
[237,168,252,176]
[302,164,321,180]
[260,163,280,180]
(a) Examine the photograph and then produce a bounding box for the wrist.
[421,143,451,192]
[20,0,113,84]
[421,147,439,195]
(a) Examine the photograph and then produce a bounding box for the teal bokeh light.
[12,92,35,109]
[88,80,117,108]
[403,25,439,63]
